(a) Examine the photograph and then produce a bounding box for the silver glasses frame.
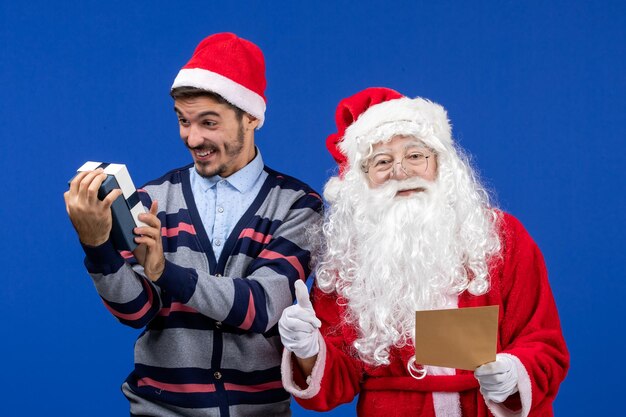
[361,146,433,185]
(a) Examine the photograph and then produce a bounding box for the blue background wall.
[1,1,624,415]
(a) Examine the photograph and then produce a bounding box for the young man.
[65,33,322,416]
[279,87,569,416]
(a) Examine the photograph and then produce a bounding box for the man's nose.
[185,124,203,148]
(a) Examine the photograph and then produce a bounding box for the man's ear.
[244,113,260,131]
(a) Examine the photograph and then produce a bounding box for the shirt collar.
[191,147,265,193]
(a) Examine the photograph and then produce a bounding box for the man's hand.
[278,280,321,359]
[133,201,165,282]
[64,169,123,246]
[475,354,519,403]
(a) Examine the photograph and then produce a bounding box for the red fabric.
[182,32,266,101]
[326,87,403,175]
[295,213,569,416]
[362,374,478,392]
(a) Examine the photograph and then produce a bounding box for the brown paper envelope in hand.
[414,305,498,371]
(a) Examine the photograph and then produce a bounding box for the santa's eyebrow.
[402,139,429,149]
[371,140,428,156]
[371,148,392,156]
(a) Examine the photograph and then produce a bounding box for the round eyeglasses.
[362,149,432,185]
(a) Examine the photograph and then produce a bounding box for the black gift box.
[73,162,146,251]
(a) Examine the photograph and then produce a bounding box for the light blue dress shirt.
[189,149,268,260]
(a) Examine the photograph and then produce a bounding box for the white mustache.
[375,177,434,196]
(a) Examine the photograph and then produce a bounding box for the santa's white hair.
[316,96,502,366]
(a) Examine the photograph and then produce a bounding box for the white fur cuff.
[281,332,326,399]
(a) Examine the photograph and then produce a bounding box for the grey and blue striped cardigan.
[81,163,323,417]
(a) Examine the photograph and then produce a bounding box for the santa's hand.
[475,354,519,403]
[278,280,321,359]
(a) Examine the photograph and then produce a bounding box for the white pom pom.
[323,176,343,203]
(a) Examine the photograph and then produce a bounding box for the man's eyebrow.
[173,107,221,119]
[197,110,221,118]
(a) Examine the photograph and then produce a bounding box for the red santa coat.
[282,213,569,417]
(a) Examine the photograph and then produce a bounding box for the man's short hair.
[170,86,245,120]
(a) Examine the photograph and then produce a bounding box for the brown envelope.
[414,305,499,371]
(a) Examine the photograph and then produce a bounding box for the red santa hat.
[327,87,403,175]
[327,87,452,176]
[171,32,267,128]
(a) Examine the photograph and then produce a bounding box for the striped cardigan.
[82,163,323,417]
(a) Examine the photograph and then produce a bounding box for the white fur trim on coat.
[428,366,462,417]
[281,331,326,399]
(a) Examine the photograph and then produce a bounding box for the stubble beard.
[194,121,246,178]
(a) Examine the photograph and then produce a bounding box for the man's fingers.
[132,243,147,265]
[138,213,161,229]
[87,172,107,200]
[68,170,90,195]
[294,280,313,309]
[78,169,104,201]
[102,188,123,208]
[79,169,103,190]
[134,235,157,247]
[134,226,159,242]
[150,200,158,216]
[134,203,162,242]
[138,202,160,229]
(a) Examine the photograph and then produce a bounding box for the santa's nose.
[391,161,409,178]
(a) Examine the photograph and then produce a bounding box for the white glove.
[475,354,519,403]
[278,280,321,359]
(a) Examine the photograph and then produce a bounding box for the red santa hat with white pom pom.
[326,87,453,176]
[171,32,267,128]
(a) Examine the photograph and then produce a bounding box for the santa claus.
[278,87,569,417]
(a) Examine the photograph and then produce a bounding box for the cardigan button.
[214,371,222,380]
[215,321,222,329]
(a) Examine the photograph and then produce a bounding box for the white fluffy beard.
[317,164,501,366]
